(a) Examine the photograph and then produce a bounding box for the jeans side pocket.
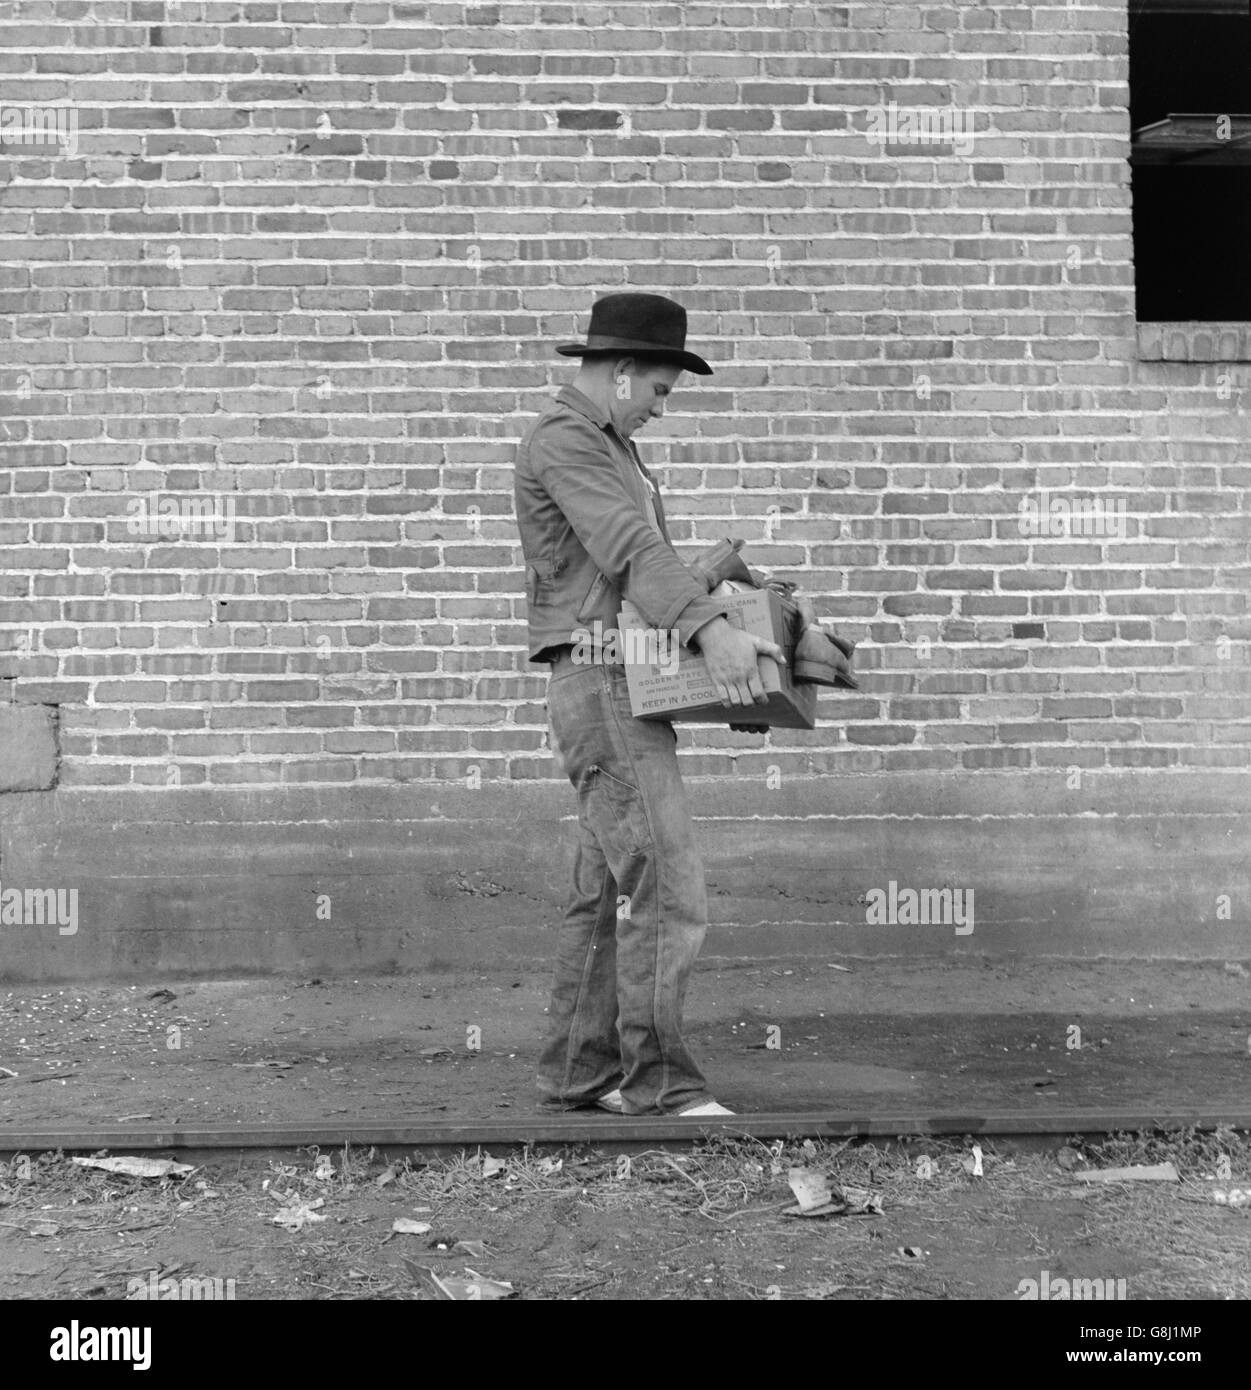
[544,701,567,780]
[582,763,653,858]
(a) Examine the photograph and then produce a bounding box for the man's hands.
[694,616,786,709]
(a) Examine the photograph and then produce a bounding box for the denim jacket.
[514,385,729,663]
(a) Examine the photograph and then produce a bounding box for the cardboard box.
[618,589,818,729]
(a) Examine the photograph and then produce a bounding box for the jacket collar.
[555,384,612,431]
[554,384,657,482]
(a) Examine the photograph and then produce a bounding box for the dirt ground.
[2,959,1250,1301]
[1,959,1250,1127]
[1,1131,1249,1301]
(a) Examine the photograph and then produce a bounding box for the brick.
[556,109,621,131]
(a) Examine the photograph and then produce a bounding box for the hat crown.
[586,293,687,349]
[554,291,712,374]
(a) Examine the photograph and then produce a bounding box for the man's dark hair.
[585,349,675,372]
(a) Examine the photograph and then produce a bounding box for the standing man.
[514,293,786,1117]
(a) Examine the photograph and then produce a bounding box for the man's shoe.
[596,1092,736,1117]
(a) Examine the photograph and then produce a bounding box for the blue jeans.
[539,654,713,1115]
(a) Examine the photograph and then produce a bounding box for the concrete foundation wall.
[1,771,1246,982]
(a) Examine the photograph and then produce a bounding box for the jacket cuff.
[674,595,730,650]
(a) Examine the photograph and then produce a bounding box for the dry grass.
[2,1127,1249,1299]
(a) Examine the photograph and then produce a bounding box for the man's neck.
[569,373,618,429]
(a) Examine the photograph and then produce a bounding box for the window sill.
[1137,322,1251,362]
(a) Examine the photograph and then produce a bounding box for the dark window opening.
[1129,2,1251,321]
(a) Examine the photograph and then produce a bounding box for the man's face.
[610,359,681,438]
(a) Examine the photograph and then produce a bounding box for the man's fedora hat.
[556,292,713,375]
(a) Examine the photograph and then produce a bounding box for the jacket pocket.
[526,556,556,608]
[576,571,610,622]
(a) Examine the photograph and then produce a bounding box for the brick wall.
[2,0,1249,797]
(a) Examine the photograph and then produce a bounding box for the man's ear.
[613,358,636,401]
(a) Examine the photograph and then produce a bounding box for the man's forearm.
[677,603,731,651]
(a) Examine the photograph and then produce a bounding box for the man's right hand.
[694,617,786,708]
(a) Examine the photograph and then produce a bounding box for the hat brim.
[556,339,713,376]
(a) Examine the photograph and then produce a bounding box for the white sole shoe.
[595,1088,626,1114]
[676,1101,735,1117]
